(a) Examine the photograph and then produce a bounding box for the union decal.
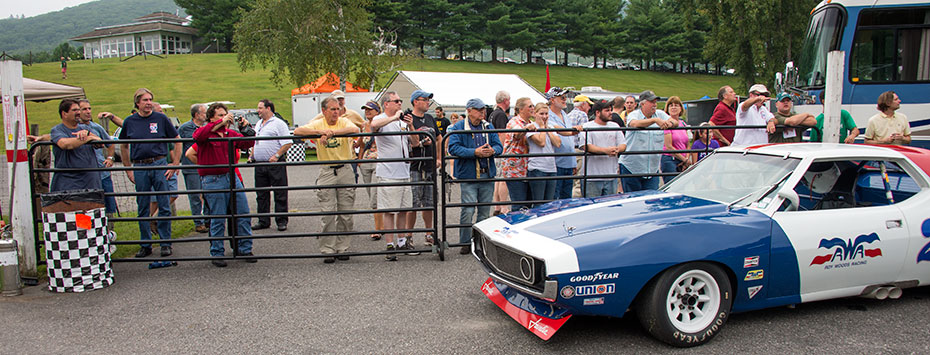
[810,232,883,267]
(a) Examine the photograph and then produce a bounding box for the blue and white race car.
[472,143,930,346]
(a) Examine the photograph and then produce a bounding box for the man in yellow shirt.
[864,90,910,145]
[309,90,366,129]
[295,97,361,263]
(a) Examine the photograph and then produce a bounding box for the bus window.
[851,8,930,83]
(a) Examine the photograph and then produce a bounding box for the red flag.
[545,65,551,92]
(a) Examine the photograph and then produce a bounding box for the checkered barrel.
[40,190,114,293]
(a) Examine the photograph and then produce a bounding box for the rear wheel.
[636,262,732,347]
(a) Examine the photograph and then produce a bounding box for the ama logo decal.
[810,232,882,267]
[918,219,930,263]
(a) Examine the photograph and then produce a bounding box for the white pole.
[823,51,844,144]
[0,60,37,279]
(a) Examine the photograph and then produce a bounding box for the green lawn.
[6,54,737,149]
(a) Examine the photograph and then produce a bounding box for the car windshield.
[796,6,844,88]
[662,152,801,205]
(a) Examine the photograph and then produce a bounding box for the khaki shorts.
[377,176,411,211]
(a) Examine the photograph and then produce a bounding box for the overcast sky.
[0,0,97,19]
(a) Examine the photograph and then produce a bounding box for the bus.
[776,0,930,145]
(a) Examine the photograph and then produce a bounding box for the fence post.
[822,50,845,144]
[1,60,37,279]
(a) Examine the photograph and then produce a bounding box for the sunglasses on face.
[389,99,403,104]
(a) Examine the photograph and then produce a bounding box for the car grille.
[474,228,543,289]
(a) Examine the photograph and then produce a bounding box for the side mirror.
[778,189,800,211]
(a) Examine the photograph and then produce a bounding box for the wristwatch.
[106,156,114,160]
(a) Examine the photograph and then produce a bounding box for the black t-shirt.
[609,112,626,128]
[489,106,509,133]
[410,112,438,172]
[435,117,451,136]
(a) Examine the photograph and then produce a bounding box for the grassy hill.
[6,53,737,145]
[0,0,185,55]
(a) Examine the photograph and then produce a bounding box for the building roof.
[70,12,196,41]
[134,11,187,24]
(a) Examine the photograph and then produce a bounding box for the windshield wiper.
[727,172,794,210]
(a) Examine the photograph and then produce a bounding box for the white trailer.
[291,92,377,129]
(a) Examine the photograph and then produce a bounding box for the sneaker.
[459,246,471,255]
[400,240,420,256]
[134,247,152,258]
[323,256,336,264]
[195,225,208,233]
[160,246,172,257]
[211,259,227,267]
[385,245,397,261]
[242,252,257,263]
[424,234,435,246]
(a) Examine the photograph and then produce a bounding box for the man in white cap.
[448,98,503,254]
[731,84,776,146]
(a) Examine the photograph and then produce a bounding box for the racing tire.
[635,262,732,347]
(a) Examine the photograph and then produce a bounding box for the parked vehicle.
[473,143,930,346]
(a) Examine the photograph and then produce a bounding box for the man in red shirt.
[193,103,256,267]
[709,85,738,146]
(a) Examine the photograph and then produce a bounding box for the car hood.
[500,191,730,244]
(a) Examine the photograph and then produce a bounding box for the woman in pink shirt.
[661,96,691,183]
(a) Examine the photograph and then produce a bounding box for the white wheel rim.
[664,269,721,334]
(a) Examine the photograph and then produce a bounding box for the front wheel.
[635,262,732,347]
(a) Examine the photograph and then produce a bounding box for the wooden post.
[1,60,37,279]
[822,51,845,144]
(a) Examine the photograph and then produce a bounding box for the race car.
[471,143,930,347]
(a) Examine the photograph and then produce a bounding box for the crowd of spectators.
[32,84,911,263]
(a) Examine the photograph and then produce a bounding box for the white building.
[70,12,197,59]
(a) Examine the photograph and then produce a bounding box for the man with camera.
[119,88,182,258]
[404,89,439,247]
[251,99,292,232]
[192,102,257,267]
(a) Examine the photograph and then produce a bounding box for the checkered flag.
[42,207,114,292]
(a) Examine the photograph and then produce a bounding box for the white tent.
[0,77,86,102]
[380,71,546,113]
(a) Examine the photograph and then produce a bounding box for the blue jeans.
[585,179,618,198]
[202,174,253,256]
[133,159,171,249]
[101,175,117,214]
[528,169,557,206]
[505,180,529,211]
[459,176,494,244]
[620,164,659,193]
[183,172,205,227]
[555,167,574,199]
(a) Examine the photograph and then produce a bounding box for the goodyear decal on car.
[744,269,764,281]
[569,272,619,283]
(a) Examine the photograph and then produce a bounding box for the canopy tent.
[291,73,368,96]
[0,77,86,102]
[379,71,546,113]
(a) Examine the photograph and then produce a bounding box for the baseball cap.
[465,98,487,110]
[410,89,434,103]
[748,84,770,96]
[361,100,381,113]
[573,95,594,105]
[592,100,612,112]
[331,90,346,99]
[639,90,659,102]
[776,92,792,102]
[545,87,568,100]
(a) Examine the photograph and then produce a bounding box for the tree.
[698,0,818,90]
[53,42,82,60]
[174,0,252,51]
[235,0,402,90]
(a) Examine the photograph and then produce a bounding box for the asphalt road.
[2,163,930,353]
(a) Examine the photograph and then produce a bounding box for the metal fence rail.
[28,130,445,263]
